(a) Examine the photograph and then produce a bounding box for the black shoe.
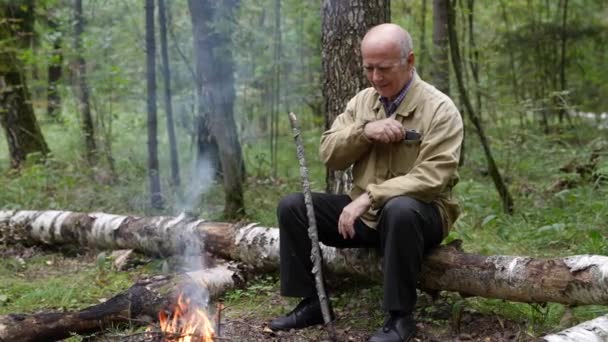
[269,297,333,331]
[368,313,416,342]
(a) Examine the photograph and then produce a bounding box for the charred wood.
[0,263,243,342]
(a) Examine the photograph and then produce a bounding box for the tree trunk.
[431,0,450,95]
[270,0,281,178]
[466,0,481,117]
[2,210,608,307]
[321,0,390,194]
[446,0,514,214]
[443,0,467,167]
[145,0,163,209]
[158,0,180,188]
[0,263,243,342]
[46,15,62,119]
[74,0,97,165]
[418,0,428,77]
[188,0,245,219]
[498,0,523,126]
[558,0,569,123]
[0,1,50,168]
[543,314,608,341]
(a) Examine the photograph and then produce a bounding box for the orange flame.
[159,293,215,342]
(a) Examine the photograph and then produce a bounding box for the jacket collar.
[373,72,421,118]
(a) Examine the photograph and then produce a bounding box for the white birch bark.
[543,314,608,342]
[2,210,608,306]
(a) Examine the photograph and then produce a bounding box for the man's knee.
[277,193,304,223]
[382,196,422,223]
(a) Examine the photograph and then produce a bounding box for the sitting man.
[269,23,463,342]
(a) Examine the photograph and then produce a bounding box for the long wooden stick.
[288,112,336,340]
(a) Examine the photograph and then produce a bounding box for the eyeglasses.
[362,61,405,74]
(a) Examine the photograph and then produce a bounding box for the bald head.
[361,23,413,60]
[360,24,415,100]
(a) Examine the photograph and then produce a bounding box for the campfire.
[158,292,216,342]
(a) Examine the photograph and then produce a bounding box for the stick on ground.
[288,112,336,340]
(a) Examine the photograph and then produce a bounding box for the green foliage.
[452,122,608,257]
[0,251,149,315]
[242,128,325,225]
[224,274,278,304]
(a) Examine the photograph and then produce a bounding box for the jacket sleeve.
[366,103,463,208]
[319,97,373,171]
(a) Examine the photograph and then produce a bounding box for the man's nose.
[372,69,383,82]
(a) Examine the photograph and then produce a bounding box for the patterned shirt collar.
[379,70,415,117]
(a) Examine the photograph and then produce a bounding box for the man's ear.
[407,51,415,67]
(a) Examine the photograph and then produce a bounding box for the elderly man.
[269,23,463,342]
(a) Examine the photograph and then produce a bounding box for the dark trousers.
[278,192,443,313]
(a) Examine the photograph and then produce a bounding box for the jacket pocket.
[389,140,421,176]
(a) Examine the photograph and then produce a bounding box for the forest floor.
[0,242,545,342]
[218,288,535,342]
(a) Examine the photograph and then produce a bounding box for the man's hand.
[338,194,371,239]
[364,117,404,143]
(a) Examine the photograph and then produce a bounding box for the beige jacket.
[319,73,463,237]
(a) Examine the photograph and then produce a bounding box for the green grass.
[452,126,608,257]
[0,251,161,315]
[0,110,607,336]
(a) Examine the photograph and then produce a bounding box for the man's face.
[361,41,413,100]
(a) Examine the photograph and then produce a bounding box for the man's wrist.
[365,190,376,209]
[361,119,373,141]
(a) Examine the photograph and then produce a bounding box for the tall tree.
[188,0,245,219]
[46,10,62,119]
[270,0,281,178]
[74,0,96,165]
[0,1,49,168]
[558,0,569,123]
[158,0,180,187]
[466,0,480,116]
[446,0,514,214]
[498,0,522,125]
[431,0,450,95]
[321,0,390,193]
[145,0,163,209]
[417,0,428,77]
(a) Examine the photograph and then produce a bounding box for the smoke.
[173,153,215,216]
[180,228,211,310]
[171,169,215,316]
[166,154,216,310]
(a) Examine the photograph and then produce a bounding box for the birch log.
[0,262,243,342]
[543,314,608,341]
[2,210,608,306]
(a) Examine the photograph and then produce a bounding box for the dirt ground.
[218,293,537,342]
[219,316,532,342]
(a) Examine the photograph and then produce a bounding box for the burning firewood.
[0,263,244,342]
[157,293,216,341]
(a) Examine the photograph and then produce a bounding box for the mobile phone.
[404,129,420,141]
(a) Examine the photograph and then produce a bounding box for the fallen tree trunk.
[543,314,608,341]
[0,262,243,342]
[2,210,608,306]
